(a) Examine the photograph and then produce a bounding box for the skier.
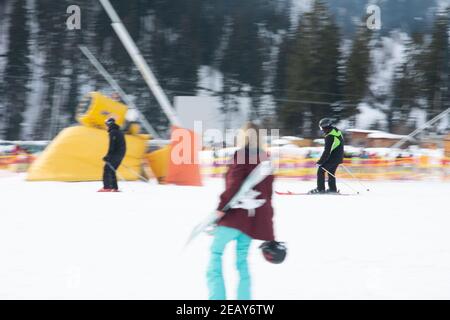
[98,117,126,192]
[309,118,344,194]
[207,122,283,300]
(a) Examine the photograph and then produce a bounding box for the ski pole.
[319,166,360,195]
[341,164,370,192]
[106,162,132,191]
[121,164,150,183]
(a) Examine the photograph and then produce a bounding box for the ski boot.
[325,189,340,195]
[307,188,326,194]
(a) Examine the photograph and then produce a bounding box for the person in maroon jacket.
[207,122,276,300]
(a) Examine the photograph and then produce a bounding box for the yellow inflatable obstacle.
[27,92,149,181]
[77,92,127,129]
[146,145,170,183]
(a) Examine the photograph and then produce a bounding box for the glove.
[205,224,217,236]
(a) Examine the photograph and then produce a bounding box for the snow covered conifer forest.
[0,0,449,140]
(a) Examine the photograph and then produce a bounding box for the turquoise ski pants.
[207,226,252,300]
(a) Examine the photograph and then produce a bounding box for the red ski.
[275,191,356,196]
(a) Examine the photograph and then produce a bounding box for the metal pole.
[106,161,134,192]
[99,0,182,127]
[391,108,450,149]
[79,46,160,138]
[341,164,370,192]
[121,163,150,183]
[320,166,360,195]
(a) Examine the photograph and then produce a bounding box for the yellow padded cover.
[27,126,147,181]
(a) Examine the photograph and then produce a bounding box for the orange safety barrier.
[165,126,203,186]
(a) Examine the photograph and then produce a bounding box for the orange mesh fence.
[200,156,450,181]
[2,153,449,181]
[0,154,35,171]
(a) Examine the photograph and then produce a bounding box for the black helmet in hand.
[259,241,287,264]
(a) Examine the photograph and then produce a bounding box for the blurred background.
[0,0,449,180]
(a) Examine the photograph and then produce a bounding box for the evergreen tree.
[421,8,449,120]
[389,36,423,134]
[278,0,341,136]
[342,18,373,120]
[389,64,415,134]
[0,0,7,136]
[2,0,448,140]
[33,1,70,139]
[217,0,290,122]
[2,0,31,140]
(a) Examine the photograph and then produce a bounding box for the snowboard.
[185,160,273,247]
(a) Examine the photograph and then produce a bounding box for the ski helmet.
[105,117,116,126]
[259,241,287,264]
[319,118,334,130]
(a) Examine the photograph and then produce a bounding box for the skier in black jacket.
[99,117,126,192]
[309,118,344,194]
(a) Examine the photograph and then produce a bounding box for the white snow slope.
[0,173,449,300]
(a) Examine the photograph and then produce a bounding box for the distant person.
[360,150,369,159]
[11,145,24,155]
[98,117,126,192]
[308,118,344,194]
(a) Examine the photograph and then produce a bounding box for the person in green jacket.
[309,118,344,194]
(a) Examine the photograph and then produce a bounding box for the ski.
[185,160,273,247]
[275,191,356,196]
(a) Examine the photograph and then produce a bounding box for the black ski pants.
[317,163,339,192]
[103,160,121,190]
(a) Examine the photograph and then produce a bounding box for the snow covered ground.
[0,172,449,300]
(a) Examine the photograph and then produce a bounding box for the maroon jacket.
[217,148,275,241]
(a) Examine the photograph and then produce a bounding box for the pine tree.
[278,0,341,136]
[421,8,449,120]
[342,18,373,120]
[0,0,8,136]
[389,37,422,134]
[390,64,415,134]
[219,0,264,120]
[2,0,31,140]
[32,1,70,139]
[216,0,291,122]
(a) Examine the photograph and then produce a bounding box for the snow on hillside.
[369,32,408,98]
[354,103,387,129]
